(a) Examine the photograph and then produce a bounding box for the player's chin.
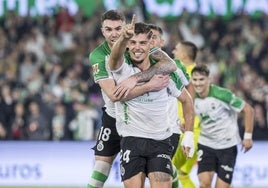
[194,87,203,93]
[110,39,118,45]
[131,58,144,64]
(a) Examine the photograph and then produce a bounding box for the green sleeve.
[174,59,190,81]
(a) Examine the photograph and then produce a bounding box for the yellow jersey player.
[172,41,200,188]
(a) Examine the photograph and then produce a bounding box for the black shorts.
[169,133,180,158]
[92,108,121,156]
[120,136,173,181]
[197,143,237,184]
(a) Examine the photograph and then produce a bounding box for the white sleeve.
[168,79,183,98]
[176,68,190,86]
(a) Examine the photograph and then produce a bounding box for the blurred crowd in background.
[0,3,267,141]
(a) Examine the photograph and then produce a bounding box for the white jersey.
[194,85,245,149]
[98,79,116,118]
[111,59,183,140]
[96,56,116,118]
[169,68,190,134]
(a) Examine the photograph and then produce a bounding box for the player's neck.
[136,59,150,71]
[199,86,210,99]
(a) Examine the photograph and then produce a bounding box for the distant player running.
[191,64,254,188]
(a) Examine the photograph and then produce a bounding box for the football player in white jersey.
[108,15,195,188]
[191,64,254,188]
[88,10,182,188]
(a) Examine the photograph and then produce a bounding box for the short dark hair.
[147,23,163,35]
[134,22,153,39]
[101,10,125,25]
[180,41,198,61]
[191,64,210,77]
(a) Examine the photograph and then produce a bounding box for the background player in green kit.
[88,10,178,188]
[191,64,254,188]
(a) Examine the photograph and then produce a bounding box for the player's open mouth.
[134,52,142,57]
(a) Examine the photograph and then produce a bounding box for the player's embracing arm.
[89,47,119,102]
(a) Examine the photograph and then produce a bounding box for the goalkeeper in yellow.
[172,41,200,188]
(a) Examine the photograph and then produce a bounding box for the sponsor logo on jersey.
[157,154,171,160]
[221,165,233,172]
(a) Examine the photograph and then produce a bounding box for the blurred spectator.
[178,16,205,49]
[0,84,16,139]
[252,103,268,140]
[69,101,98,141]
[51,102,70,141]
[25,101,50,140]
[56,7,74,33]
[24,27,45,64]
[10,102,26,140]
[56,7,75,51]
[18,52,38,85]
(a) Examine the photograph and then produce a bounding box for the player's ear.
[160,38,165,47]
[149,39,155,48]
[101,27,105,36]
[207,76,211,84]
[126,43,130,50]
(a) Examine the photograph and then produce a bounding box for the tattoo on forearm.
[132,51,176,83]
[149,48,166,61]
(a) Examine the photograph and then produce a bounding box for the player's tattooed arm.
[131,47,176,82]
[149,47,177,74]
[112,48,177,98]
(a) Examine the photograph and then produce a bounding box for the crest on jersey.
[97,141,104,151]
[92,63,99,75]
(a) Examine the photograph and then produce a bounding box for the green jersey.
[89,41,115,117]
[174,59,190,81]
[89,41,111,82]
